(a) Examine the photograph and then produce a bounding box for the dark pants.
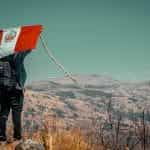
[0,87,24,138]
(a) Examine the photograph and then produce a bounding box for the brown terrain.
[3,75,150,149]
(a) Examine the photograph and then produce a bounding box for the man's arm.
[14,50,32,89]
[14,50,31,63]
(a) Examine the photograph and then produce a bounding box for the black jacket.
[0,51,31,89]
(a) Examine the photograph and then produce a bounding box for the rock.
[15,139,44,150]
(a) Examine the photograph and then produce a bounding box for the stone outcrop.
[15,139,44,150]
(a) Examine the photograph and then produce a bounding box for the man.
[0,50,30,142]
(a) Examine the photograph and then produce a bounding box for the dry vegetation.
[0,110,150,150]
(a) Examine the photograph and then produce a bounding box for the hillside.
[20,74,150,132]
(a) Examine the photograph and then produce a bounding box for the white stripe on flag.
[0,27,21,58]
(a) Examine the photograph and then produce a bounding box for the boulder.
[15,139,44,150]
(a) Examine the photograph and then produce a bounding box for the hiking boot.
[13,135,22,141]
[0,136,7,142]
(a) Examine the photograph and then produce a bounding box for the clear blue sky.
[0,0,150,83]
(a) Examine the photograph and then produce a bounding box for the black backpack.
[0,55,17,88]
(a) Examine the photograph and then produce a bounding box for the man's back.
[0,50,30,90]
[0,54,17,88]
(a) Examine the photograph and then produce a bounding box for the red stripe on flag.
[0,30,3,45]
[15,25,42,52]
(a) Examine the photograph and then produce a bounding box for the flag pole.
[40,34,79,85]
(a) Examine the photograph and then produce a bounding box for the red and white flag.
[0,24,42,58]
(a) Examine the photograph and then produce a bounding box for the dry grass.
[2,114,148,150]
[38,116,89,150]
[0,116,90,150]
[40,129,88,150]
[0,130,89,150]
